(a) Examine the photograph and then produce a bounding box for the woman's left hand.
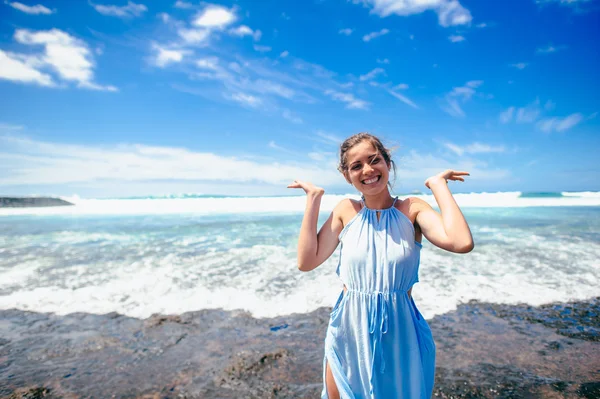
[424,170,470,189]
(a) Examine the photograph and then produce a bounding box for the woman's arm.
[413,170,474,253]
[287,180,343,271]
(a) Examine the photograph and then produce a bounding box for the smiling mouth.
[362,176,380,185]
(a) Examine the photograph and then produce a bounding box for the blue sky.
[0,0,599,198]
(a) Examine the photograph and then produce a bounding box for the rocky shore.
[1,298,598,399]
[0,197,73,208]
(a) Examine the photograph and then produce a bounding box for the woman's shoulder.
[394,196,431,222]
[334,198,363,225]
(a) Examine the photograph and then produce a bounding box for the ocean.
[1,191,599,320]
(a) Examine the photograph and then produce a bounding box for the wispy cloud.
[152,44,190,67]
[363,29,389,42]
[0,135,340,186]
[279,50,289,58]
[536,113,584,132]
[448,35,465,43]
[536,44,567,54]
[282,109,302,124]
[253,45,272,53]
[516,100,541,123]
[388,90,418,109]
[324,90,369,110]
[376,58,389,64]
[338,28,353,36]
[440,80,484,117]
[510,62,528,69]
[0,29,116,91]
[91,1,147,18]
[7,1,53,14]
[174,0,193,9]
[356,0,472,27]
[359,67,385,81]
[499,106,515,124]
[315,130,344,145]
[443,141,505,156]
[397,149,509,183]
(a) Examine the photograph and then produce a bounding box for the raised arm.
[287,180,344,272]
[412,170,474,254]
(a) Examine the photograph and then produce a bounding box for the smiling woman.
[288,132,474,399]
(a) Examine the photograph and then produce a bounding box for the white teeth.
[363,176,379,185]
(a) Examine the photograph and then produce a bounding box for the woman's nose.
[363,163,374,174]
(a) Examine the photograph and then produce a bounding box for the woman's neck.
[361,190,394,210]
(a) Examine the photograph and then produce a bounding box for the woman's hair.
[337,132,396,185]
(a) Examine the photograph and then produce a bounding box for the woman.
[288,133,474,398]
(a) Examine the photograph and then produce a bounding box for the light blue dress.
[322,197,436,399]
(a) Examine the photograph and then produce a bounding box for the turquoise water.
[0,196,599,319]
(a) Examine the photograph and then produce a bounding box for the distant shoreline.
[0,197,74,208]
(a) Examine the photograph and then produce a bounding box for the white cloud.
[359,67,385,81]
[510,62,528,69]
[177,28,210,45]
[229,25,255,38]
[440,80,484,117]
[324,90,368,110]
[193,4,236,28]
[0,49,54,86]
[499,106,515,123]
[393,83,408,90]
[376,58,389,64]
[444,141,505,156]
[536,44,566,54]
[316,130,344,145]
[339,28,353,36]
[229,26,263,41]
[230,92,262,108]
[7,2,53,14]
[91,1,147,18]
[363,28,389,42]
[448,35,465,42]
[0,135,341,187]
[388,90,418,109]
[3,29,116,91]
[356,0,472,27]
[282,109,302,124]
[536,113,584,133]
[398,149,509,183]
[516,99,541,123]
[196,57,219,70]
[280,51,289,58]
[152,44,189,67]
[253,45,271,53]
[174,0,193,9]
[476,22,487,28]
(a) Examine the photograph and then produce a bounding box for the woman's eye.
[371,157,380,164]
[351,164,361,170]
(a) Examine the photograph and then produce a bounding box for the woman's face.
[344,140,390,195]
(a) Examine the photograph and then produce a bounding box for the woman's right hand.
[287,180,325,197]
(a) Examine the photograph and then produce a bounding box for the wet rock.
[0,197,73,208]
[1,298,598,398]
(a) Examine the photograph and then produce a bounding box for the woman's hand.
[424,170,470,189]
[287,180,325,197]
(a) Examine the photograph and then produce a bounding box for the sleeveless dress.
[322,197,436,399]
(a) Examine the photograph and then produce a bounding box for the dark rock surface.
[1,298,598,399]
[0,197,73,208]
